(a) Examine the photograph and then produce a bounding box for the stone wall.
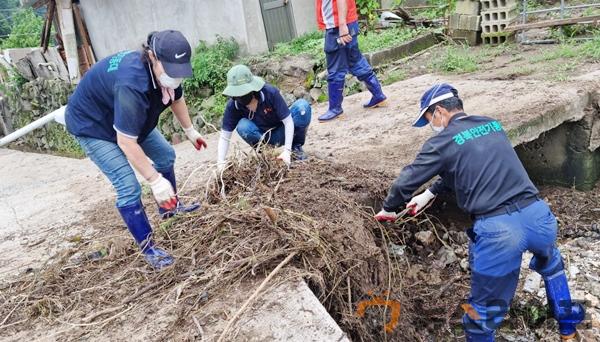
[0,79,82,157]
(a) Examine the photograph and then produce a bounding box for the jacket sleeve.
[382,141,444,212]
[429,177,451,195]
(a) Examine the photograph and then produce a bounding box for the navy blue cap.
[413,83,459,127]
[151,30,193,78]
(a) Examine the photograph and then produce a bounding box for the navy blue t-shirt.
[66,50,182,143]
[221,84,290,132]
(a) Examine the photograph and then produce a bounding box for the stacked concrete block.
[448,0,482,45]
[480,0,518,44]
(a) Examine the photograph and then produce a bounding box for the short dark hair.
[426,96,464,115]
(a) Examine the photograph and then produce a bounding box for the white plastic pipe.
[0,106,66,147]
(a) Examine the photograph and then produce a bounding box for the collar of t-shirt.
[233,90,266,112]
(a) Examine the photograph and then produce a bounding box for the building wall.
[291,0,319,36]
[79,0,317,59]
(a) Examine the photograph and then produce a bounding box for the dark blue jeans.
[76,128,175,208]
[324,21,374,83]
[464,199,565,338]
[236,99,311,147]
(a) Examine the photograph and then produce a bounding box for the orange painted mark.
[461,303,482,320]
[356,293,401,333]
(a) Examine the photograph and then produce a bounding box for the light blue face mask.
[430,108,445,133]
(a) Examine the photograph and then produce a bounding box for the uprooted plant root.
[0,149,472,341]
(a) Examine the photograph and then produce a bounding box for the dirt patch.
[0,150,478,341]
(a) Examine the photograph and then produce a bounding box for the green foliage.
[580,30,600,61]
[430,45,479,73]
[530,30,600,64]
[358,26,424,53]
[381,68,407,85]
[270,31,324,59]
[396,0,454,19]
[356,0,380,27]
[0,0,19,37]
[1,8,44,49]
[180,36,239,134]
[184,36,239,95]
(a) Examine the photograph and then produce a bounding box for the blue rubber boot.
[117,201,174,270]
[159,167,201,219]
[292,145,307,161]
[318,80,344,122]
[362,74,387,108]
[465,332,494,342]
[544,271,585,339]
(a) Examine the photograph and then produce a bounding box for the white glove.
[149,174,177,209]
[407,189,436,215]
[374,209,398,222]
[276,149,291,167]
[183,126,208,150]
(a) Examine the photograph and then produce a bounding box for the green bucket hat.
[222,65,265,97]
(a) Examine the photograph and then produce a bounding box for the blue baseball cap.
[151,30,193,78]
[413,83,459,127]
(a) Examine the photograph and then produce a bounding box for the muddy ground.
[1,38,600,341]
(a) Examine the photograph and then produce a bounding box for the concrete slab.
[306,73,600,175]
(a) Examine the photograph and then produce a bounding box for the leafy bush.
[430,45,479,73]
[358,26,425,53]
[356,0,380,27]
[270,31,324,59]
[184,36,239,96]
[1,8,44,49]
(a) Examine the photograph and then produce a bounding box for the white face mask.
[159,73,183,89]
[430,109,445,133]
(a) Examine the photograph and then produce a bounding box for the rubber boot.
[544,270,585,339]
[291,124,308,161]
[292,145,307,161]
[465,332,494,342]
[159,167,201,219]
[362,73,387,108]
[318,80,344,122]
[118,201,174,269]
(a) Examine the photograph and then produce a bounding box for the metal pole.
[521,0,528,43]
[0,106,66,147]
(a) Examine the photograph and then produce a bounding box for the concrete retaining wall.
[363,32,440,67]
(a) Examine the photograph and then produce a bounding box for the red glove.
[183,126,208,150]
[374,209,398,222]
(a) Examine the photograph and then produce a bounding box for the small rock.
[281,92,296,106]
[388,242,406,257]
[434,246,457,269]
[415,230,435,246]
[537,288,546,299]
[317,70,327,80]
[523,272,542,294]
[292,86,307,99]
[585,293,599,308]
[568,265,580,279]
[200,95,216,110]
[309,88,323,102]
[460,258,469,271]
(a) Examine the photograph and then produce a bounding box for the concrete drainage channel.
[516,87,600,190]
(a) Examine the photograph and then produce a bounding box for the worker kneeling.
[217,65,311,170]
[374,84,585,341]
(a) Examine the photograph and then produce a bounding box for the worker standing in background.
[374,84,585,341]
[217,64,311,170]
[65,30,207,269]
[316,0,387,122]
